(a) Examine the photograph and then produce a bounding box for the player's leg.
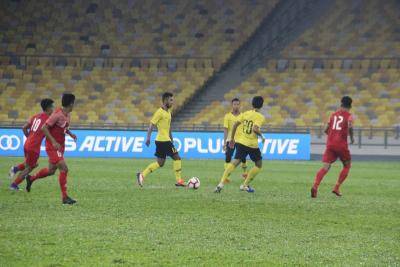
[136,141,165,187]
[240,148,262,193]
[332,149,352,196]
[171,153,185,187]
[215,158,241,192]
[10,165,34,191]
[9,162,25,180]
[224,141,234,169]
[10,151,39,190]
[215,144,246,192]
[311,147,336,198]
[311,162,331,198]
[26,163,57,192]
[241,159,248,179]
[56,159,76,204]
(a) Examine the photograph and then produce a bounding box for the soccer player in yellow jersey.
[223,98,247,177]
[215,96,266,193]
[136,92,185,187]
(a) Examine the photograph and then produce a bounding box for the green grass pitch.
[0,157,399,266]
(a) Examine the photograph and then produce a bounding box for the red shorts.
[322,146,351,163]
[47,149,64,164]
[24,149,39,168]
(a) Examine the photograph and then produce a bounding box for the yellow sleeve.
[254,114,265,128]
[150,109,161,125]
[223,114,229,128]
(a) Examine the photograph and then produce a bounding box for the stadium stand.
[0,0,278,124]
[187,0,400,127]
[191,61,400,127]
[0,0,278,66]
[282,0,400,57]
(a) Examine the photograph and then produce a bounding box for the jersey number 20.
[243,120,254,134]
[332,115,344,130]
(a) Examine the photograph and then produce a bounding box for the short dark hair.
[162,92,173,102]
[62,93,75,107]
[231,98,240,103]
[40,98,54,111]
[341,96,352,108]
[252,96,264,109]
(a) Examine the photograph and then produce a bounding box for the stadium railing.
[1,121,398,148]
[0,54,214,70]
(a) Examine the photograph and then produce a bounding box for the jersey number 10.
[31,118,42,132]
[332,115,344,130]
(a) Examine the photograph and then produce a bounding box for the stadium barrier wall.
[0,128,310,160]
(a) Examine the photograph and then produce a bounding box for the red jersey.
[45,108,70,151]
[326,109,353,148]
[24,112,49,152]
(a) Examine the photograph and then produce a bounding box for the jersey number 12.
[332,115,343,130]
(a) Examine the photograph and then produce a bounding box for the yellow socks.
[243,166,261,186]
[219,163,236,186]
[241,162,248,176]
[142,162,160,178]
[173,160,182,182]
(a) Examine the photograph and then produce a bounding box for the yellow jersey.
[223,112,242,142]
[235,110,265,148]
[150,107,172,142]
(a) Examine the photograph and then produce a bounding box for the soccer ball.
[187,177,200,189]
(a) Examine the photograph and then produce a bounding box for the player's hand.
[69,133,77,142]
[222,143,227,152]
[52,141,61,150]
[145,138,151,147]
[229,140,235,149]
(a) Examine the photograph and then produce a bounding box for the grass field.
[0,157,399,266]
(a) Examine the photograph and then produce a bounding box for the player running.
[25,93,77,205]
[9,99,54,191]
[215,96,266,193]
[223,98,247,178]
[311,96,354,198]
[136,92,185,187]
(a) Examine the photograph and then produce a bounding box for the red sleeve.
[46,112,60,127]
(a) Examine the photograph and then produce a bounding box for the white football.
[187,177,200,189]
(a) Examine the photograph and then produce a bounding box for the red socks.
[59,171,68,199]
[334,164,351,191]
[13,175,25,185]
[31,168,51,182]
[313,168,329,189]
[16,163,25,171]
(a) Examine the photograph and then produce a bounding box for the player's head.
[231,98,240,112]
[62,93,75,112]
[40,98,54,115]
[252,96,264,109]
[341,96,352,109]
[162,92,174,108]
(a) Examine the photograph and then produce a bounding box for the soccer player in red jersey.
[26,93,77,205]
[311,96,354,198]
[9,99,54,191]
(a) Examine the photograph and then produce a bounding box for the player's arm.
[253,125,266,143]
[349,119,354,144]
[223,127,228,151]
[42,124,61,150]
[66,128,77,142]
[145,123,155,147]
[169,128,173,143]
[229,121,241,148]
[324,123,329,135]
[22,122,31,137]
